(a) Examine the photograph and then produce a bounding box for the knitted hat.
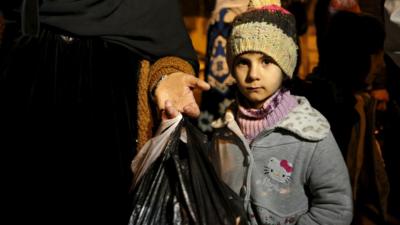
[227,0,298,77]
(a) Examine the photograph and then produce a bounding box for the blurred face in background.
[365,49,385,87]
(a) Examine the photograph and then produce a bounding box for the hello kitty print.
[262,157,293,193]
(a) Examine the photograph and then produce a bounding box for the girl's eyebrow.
[261,55,273,60]
[235,57,250,64]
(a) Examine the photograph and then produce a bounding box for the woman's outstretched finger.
[185,75,210,90]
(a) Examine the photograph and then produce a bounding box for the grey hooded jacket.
[209,96,353,225]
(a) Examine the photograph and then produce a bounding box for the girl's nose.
[248,66,260,80]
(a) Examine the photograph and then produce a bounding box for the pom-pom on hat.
[228,0,298,78]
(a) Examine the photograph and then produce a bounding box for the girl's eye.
[262,58,271,65]
[282,174,285,177]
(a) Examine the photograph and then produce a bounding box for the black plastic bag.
[128,118,247,225]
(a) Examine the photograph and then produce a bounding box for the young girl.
[206,0,353,224]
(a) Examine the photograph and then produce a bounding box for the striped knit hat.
[228,0,298,77]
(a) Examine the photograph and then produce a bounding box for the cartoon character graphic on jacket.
[262,157,293,193]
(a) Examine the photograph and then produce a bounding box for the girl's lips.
[247,87,261,90]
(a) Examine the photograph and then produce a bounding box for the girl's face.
[233,52,284,109]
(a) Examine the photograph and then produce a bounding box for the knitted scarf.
[237,89,298,141]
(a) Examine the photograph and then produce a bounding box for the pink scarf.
[237,89,298,141]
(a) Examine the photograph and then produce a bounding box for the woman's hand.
[154,72,210,119]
